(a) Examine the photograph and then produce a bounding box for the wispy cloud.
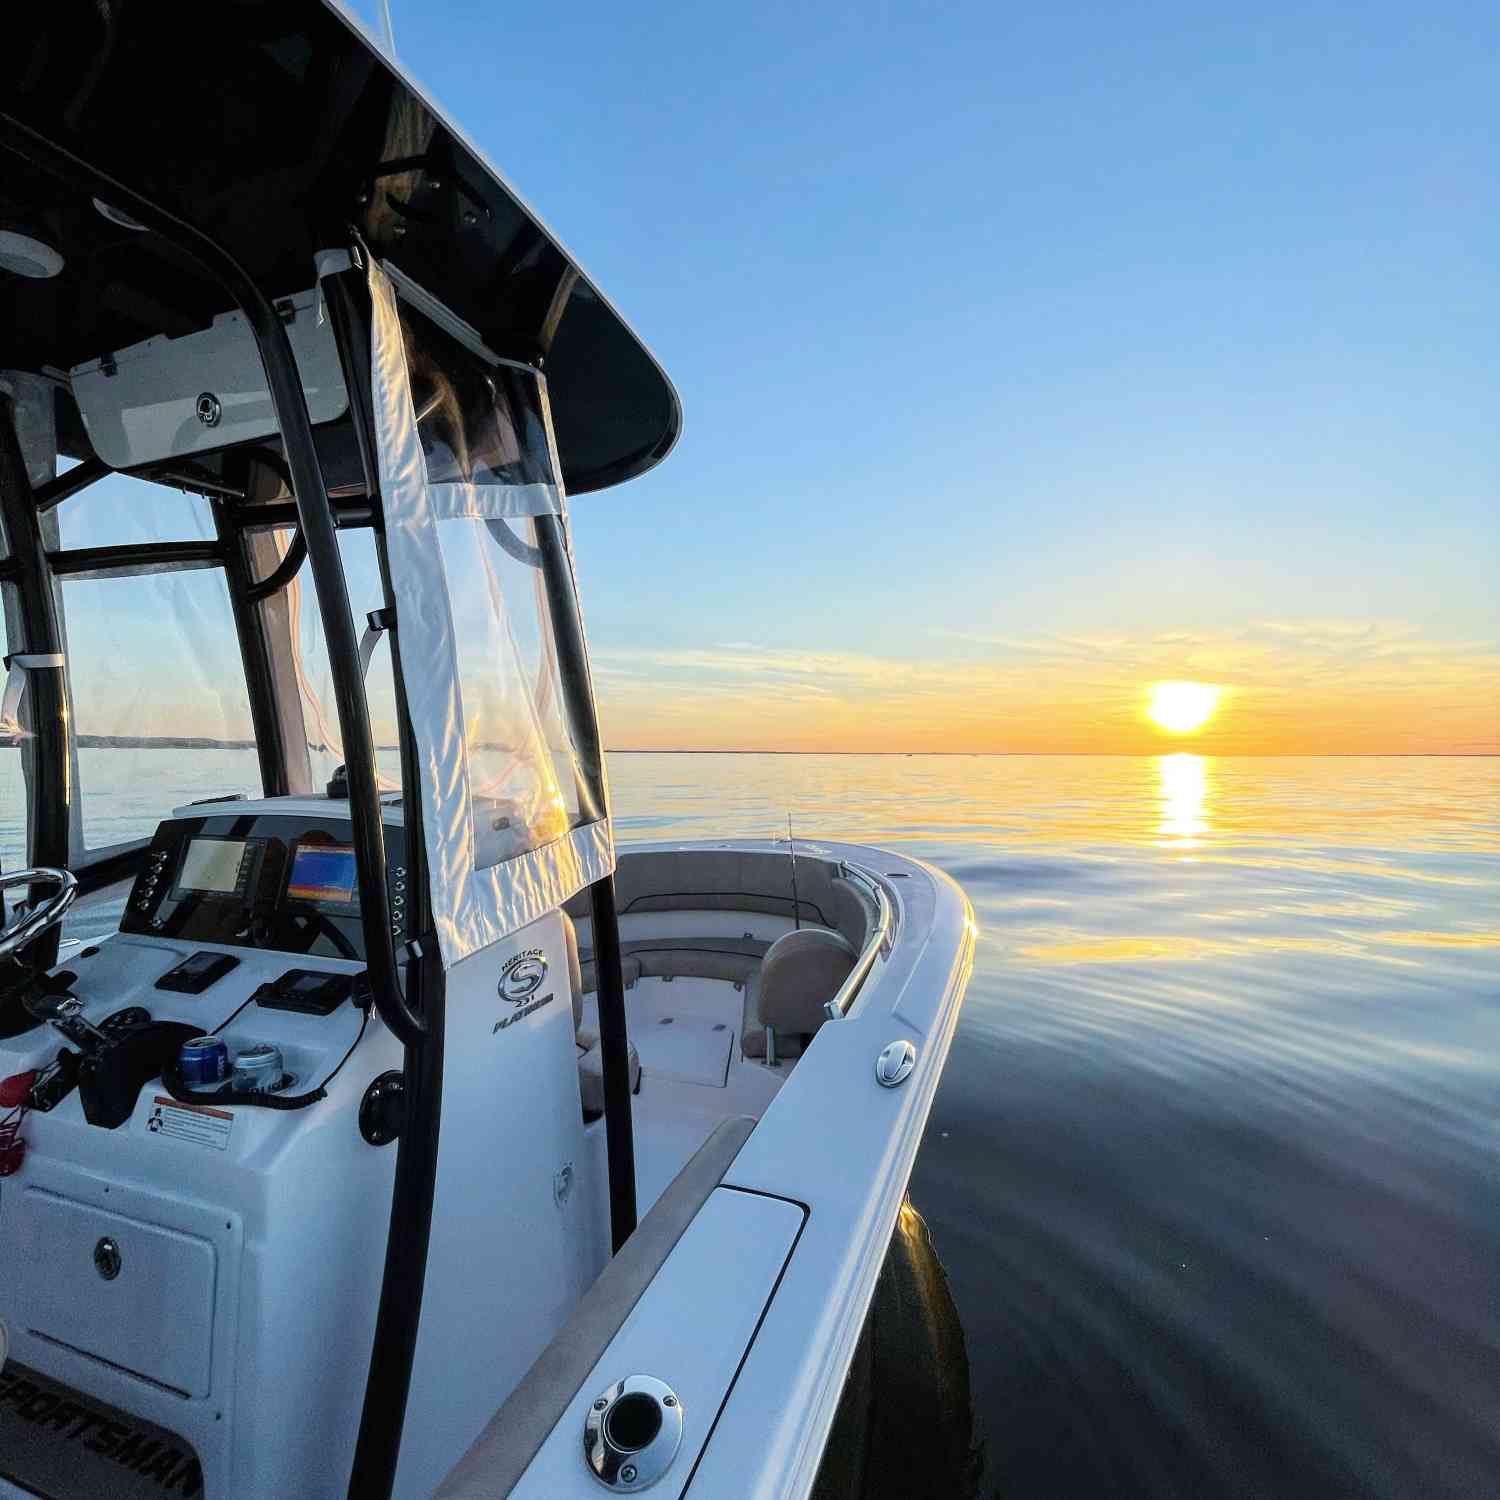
[595,620,1500,753]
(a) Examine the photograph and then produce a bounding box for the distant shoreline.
[48,739,1498,758]
[70,736,396,751]
[75,735,259,750]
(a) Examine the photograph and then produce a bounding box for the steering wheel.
[0,869,78,962]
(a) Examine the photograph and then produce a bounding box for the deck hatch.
[6,1188,216,1399]
[507,1186,804,1497]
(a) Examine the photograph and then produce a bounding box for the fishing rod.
[787,812,801,931]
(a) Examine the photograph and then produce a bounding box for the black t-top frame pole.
[533,512,637,1250]
[0,405,70,980]
[321,266,447,1500]
[590,873,638,1249]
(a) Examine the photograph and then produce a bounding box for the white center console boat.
[0,6,975,1497]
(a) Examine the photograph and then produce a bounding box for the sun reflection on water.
[1158,753,1210,847]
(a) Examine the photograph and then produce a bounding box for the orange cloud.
[593,619,1500,754]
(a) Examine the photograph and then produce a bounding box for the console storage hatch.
[7,1188,217,1397]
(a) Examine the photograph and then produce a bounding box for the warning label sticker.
[145,1096,233,1151]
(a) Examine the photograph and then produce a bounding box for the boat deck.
[578,974,787,1212]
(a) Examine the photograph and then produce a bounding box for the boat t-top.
[0,5,975,1496]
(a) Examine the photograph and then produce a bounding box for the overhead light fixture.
[0,229,65,280]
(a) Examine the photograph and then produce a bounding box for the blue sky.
[341,0,1499,750]
[46,0,1499,754]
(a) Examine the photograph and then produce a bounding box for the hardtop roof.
[0,0,681,495]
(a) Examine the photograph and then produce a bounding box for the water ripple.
[605,752,1500,1500]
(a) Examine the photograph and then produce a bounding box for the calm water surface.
[608,753,1499,1500]
[3,751,1497,1497]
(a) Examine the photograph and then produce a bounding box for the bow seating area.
[561,845,881,1207]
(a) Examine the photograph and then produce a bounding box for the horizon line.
[606,749,1499,758]
[60,739,1497,759]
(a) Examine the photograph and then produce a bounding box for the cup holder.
[605,1391,664,1452]
[583,1375,683,1491]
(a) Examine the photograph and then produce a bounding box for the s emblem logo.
[494,948,554,1033]
[499,950,548,1004]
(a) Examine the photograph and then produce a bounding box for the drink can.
[178,1036,229,1087]
[232,1043,284,1093]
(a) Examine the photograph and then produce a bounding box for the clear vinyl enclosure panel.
[369,260,611,965]
[437,515,595,867]
[400,292,601,861]
[254,523,404,794]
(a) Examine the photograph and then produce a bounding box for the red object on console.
[0,1071,35,1175]
[0,1071,36,1108]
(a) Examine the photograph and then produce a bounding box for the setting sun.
[1148,681,1221,735]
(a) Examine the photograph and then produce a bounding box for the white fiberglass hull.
[452,837,976,1499]
[0,836,973,1500]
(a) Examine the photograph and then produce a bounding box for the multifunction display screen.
[125,814,406,960]
[285,843,359,908]
[172,838,255,899]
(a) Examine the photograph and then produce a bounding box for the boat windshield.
[49,475,258,852]
[1,419,262,876]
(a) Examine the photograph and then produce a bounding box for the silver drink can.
[232,1043,283,1093]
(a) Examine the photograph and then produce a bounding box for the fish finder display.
[285,844,358,908]
[125,814,406,957]
[174,838,253,897]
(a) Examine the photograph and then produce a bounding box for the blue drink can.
[178,1035,229,1086]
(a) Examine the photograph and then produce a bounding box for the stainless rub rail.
[823,861,895,1021]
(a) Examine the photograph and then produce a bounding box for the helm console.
[0,796,591,1500]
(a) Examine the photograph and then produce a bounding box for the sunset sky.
[383,0,1497,756]
[124,3,1500,754]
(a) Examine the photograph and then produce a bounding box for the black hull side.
[814,1200,981,1500]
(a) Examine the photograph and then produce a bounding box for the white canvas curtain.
[362,257,612,967]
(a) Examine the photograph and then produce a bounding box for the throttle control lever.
[23,971,109,1049]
